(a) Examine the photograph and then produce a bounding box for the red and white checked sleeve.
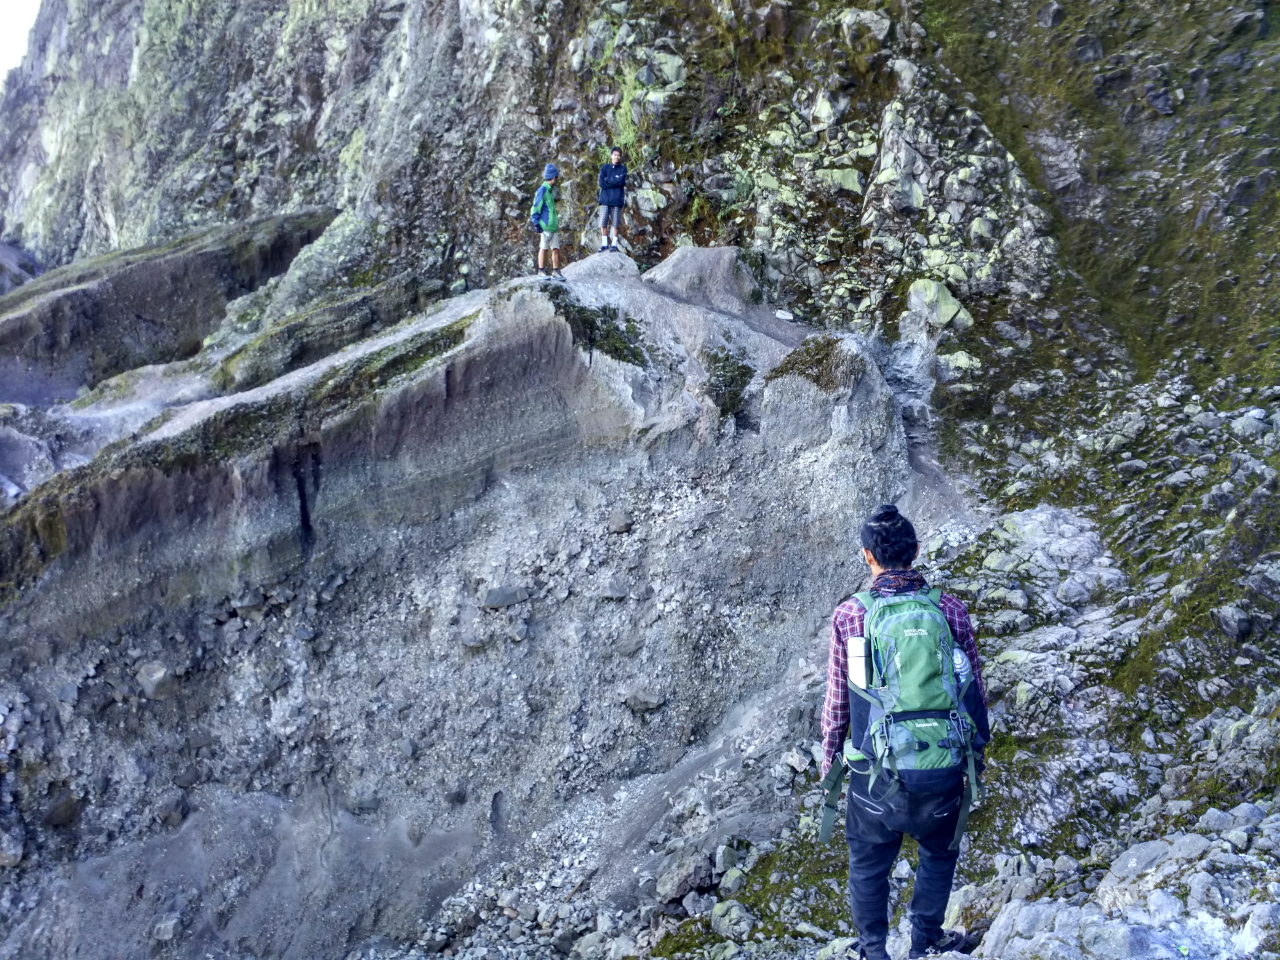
[820,598,865,776]
[940,593,986,704]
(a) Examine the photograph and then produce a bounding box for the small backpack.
[528,184,551,230]
[818,588,983,849]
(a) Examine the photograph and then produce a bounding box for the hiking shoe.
[610,244,621,252]
[599,244,609,252]
[846,941,886,960]
[551,269,567,282]
[908,929,976,957]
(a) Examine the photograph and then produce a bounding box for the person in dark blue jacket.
[597,146,628,252]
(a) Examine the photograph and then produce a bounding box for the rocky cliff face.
[1,0,1279,958]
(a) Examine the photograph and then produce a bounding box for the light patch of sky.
[1,0,43,79]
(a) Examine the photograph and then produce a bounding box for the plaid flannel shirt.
[820,576,985,777]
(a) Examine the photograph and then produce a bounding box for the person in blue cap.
[529,163,566,281]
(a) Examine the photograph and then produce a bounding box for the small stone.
[817,938,858,960]
[905,279,973,330]
[624,689,665,713]
[0,827,24,866]
[1035,0,1065,27]
[1212,605,1252,640]
[153,917,181,942]
[44,790,79,827]
[571,931,609,960]
[719,868,746,895]
[136,661,178,700]
[1106,839,1171,881]
[400,737,418,759]
[709,900,755,941]
[795,921,833,941]
[1116,459,1148,476]
[993,320,1023,342]
[232,588,265,615]
[781,749,810,772]
[606,934,638,960]
[1009,380,1045,400]
[936,351,982,381]
[1053,855,1081,877]
[1055,579,1090,606]
[57,682,79,704]
[421,934,450,954]
[1231,414,1270,439]
[608,506,634,534]
[319,572,345,603]
[1223,828,1252,851]
[815,168,864,195]
[1197,807,1236,833]
[1069,34,1104,63]
[1162,470,1193,490]
[553,928,577,955]
[715,844,739,873]
[682,890,716,916]
[1228,801,1266,827]
[156,793,189,828]
[599,576,629,600]
[482,586,528,609]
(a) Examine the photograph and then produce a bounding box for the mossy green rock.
[906,278,973,331]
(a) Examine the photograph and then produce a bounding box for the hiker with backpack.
[597,146,628,252]
[530,163,566,281]
[818,505,990,960]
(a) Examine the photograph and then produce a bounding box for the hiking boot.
[599,243,609,252]
[551,269,567,282]
[610,244,621,253]
[908,929,976,957]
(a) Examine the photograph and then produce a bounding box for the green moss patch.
[764,336,865,393]
[703,348,755,418]
[547,285,647,366]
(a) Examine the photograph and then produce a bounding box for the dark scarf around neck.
[872,568,928,595]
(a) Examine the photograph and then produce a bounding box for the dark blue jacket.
[598,163,627,207]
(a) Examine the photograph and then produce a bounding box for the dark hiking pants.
[844,772,963,960]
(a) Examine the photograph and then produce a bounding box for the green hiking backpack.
[818,588,983,850]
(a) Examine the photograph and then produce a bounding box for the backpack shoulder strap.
[927,587,943,605]
[853,590,877,614]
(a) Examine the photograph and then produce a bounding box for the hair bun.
[872,504,899,520]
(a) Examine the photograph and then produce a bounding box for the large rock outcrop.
[0,246,912,958]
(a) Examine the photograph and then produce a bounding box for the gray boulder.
[709,900,756,941]
[656,853,713,902]
[1212,605,1252,640]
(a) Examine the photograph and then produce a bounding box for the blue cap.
[543,163,559,180]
